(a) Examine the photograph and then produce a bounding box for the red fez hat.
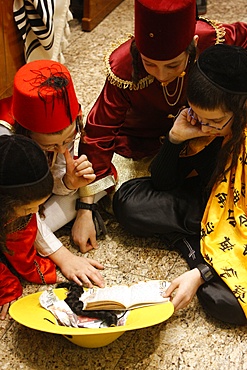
[12,60,79,133]
[135,0,196,61]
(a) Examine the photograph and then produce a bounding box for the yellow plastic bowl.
[9,288,174,348]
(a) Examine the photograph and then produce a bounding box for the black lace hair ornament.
[56,282,118,327]
[25,65,73,123]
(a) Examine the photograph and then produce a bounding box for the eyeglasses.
[188,107,233,131]
[39,123,81,151]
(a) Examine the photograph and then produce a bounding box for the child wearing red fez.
[0,135,57,319]
[0,60,105,290]
[77,0,247,250]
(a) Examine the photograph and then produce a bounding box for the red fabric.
[135,0,196,60]
[0,262,22,306]
[4,214,57,284]
[12,60,79,133]
[0,96,14,125]
[80,20,247,184]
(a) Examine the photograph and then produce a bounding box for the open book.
[80,280,170,311]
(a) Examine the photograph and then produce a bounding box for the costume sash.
[201,131,247,316]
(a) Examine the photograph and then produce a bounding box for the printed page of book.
[128,280,170,309]
[82,285,131,309]
[82,280,170,310]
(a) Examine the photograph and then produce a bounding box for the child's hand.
[72,209,98,253]
[50,246,105,288]
[163,268,204,310]
[60,254,105,288]
[63,149,96,190]
[169,108,212,144]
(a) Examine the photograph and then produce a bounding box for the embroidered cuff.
[78,175,116,197]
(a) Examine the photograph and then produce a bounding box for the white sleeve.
[0,124,13,135]
[35,213,63,257]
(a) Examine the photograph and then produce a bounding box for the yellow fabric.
[201,130,247,316]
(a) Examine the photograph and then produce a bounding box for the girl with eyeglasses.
[113,44,247,325]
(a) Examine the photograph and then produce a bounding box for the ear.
[193,35,199,47]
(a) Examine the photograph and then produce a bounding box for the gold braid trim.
[104,18,226,91]
[199,16,226,44]
[104,34,154,91]
[34,260,46,284]
[79,175,116,197]
[5,214,33,234]
[3,214,33,254]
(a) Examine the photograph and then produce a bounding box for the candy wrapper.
[39,288,78,327]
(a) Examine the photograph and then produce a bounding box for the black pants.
[113,176,203,244]
[113,177,247,325]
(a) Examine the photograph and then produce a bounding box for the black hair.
[57,282,118,327]
[130,38,197,85]
[187,63,247,188]
[0,171,53,251]
[0,136,54,252]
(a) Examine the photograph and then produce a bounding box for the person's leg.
[174,236,247,325]
[197,279,247,325]
[173,235,205,268]
[113,177,203,238]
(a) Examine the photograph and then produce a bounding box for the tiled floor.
[1,1,247,369]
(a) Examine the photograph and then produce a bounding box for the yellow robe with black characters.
[201,130,247,316]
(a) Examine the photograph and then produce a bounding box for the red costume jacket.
[0,214,56,306]
[4,214,56,284]
[79,18,247,196]
[0,262,22,306]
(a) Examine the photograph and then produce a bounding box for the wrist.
[168,130,184,145]
[75,199,107,237]
[63,175,74,190]
[79,195,95,203]
[75,199,98,211]
[197,263,215,282]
